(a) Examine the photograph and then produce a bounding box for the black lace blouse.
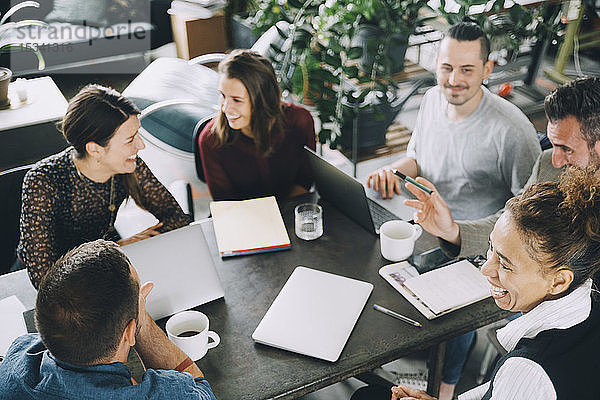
[17,148,191,288]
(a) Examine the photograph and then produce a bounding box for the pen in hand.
[393,170,433,195]
[373,304,422,327]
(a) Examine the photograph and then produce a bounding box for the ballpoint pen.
[393,169,433,195]
[373,304,422,327]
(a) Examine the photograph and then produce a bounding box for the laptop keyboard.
[368,199,400,230]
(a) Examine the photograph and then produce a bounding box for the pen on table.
[373,304,422,327]
[392,170,433,195]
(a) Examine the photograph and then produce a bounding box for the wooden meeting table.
[0,194,509,399]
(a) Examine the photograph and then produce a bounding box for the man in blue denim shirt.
[0,240,217,400]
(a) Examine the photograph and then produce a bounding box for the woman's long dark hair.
[213,49,285,155]
[61,84,144,208]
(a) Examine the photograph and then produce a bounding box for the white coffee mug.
[380,220,422,262]
[166,310,220,361]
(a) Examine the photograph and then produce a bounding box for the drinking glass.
[294,203,323,240]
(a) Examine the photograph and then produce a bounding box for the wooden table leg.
[427,341,446,396]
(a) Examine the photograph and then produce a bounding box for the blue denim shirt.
[0,334,217,400]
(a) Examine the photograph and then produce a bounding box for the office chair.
[120,22,291,218]
[192,116,215,183]
[120,58,220,219]
[0,164,32,275]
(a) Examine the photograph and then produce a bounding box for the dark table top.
[0,194,509,400]
[185,196,507,399]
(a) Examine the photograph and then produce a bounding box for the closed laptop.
[252,266,373,362]
[121,222,225,320]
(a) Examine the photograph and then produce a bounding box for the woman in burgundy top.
[199,49,316,201]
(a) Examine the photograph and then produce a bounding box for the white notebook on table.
[379,260,490,319]
[210,196,291,257]
[252,266,373,362]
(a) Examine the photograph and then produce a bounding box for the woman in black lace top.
[16,85,191,288]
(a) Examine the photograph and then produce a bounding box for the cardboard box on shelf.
[170,12,227,60]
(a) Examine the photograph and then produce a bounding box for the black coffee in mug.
[177,330,201,337]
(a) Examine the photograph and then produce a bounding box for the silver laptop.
[121,222,225,320]
[252,266,373,362]
[305,146,414,234]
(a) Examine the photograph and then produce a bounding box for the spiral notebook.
[379,260,490,319]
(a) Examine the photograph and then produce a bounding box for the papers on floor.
[0,296,27,356]
[210,196,291,257]
[379,260,490,319]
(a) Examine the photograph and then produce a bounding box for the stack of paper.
[210,196,291,257]
[403,260,490,314]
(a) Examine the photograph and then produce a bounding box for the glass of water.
[294,203,323,240]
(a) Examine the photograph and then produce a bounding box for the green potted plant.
[247,0,338,143]
[342,0,431,74]
[249,0,434,151]
[436,0,562,65]
[324,0,434,150]
[0,1,46,108]
[226,0,259,48]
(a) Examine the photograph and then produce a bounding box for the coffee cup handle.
[413,224,423,240]
[207,331,220,349]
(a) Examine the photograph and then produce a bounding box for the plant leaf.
[1,1,40,25]
[269,43,284,54]
[346,46,363,59]
[0,43,45,70]
[287,0,305,9]
[342,65,359,79]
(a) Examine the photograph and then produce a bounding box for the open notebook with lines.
[305,146,414,234]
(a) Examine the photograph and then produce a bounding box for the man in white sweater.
[405,77,600,260]
[367,22,541,400]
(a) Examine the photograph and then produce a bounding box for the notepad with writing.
[210,196,291,257]
[379,260,490,319]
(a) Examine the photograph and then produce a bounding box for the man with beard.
[368,22,540,222]
[405,76,600,263]
[366,21,541,400]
